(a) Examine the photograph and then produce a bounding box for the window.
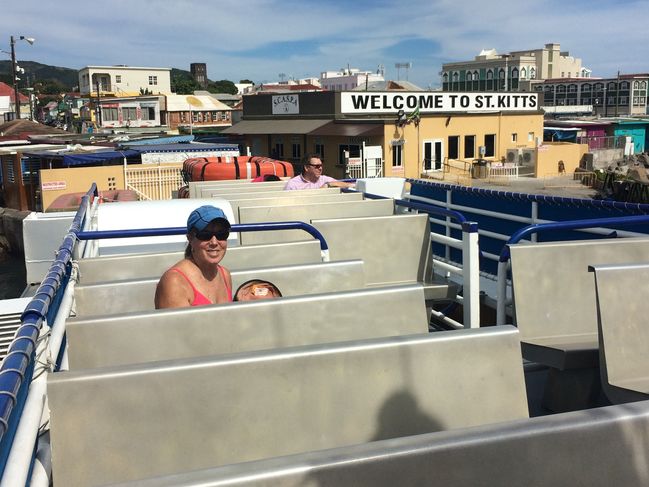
[530,67,536,79]
[464,135,475,159]
[447,136,459,159]
[141,107,155,120]
[511,133,518,143]
[115,75,122,83]
[528,132,535,142]
[148,75,158,85]
[103,107,118,121]
[192,111,199,122]
[220,112,229,121]
[274,142,284,158]
[315,143,325,160]
[581,84,591,92]
[391,143,403,167]
[122,107,137,121]
[484,134,496,157]
[292,143,301,159]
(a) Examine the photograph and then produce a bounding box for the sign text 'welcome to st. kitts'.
[341,92,539,114]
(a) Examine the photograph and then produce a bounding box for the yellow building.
[223,91,556,180]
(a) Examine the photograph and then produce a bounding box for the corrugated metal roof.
[222,119,330,135]
[124,135,195,146]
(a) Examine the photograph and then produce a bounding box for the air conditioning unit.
[521,148,537,167]
[506,148,523,164]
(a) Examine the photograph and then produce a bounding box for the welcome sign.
[341,92,539,114]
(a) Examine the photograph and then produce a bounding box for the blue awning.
[127,143,239,153]
[123,135,195,146]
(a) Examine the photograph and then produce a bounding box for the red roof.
[0,81,29,103]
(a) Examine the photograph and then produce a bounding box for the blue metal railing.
[496,214,649,324]
[0,184,98,477]
[77,221,329,253]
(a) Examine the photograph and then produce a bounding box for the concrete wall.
[536,142,588,177]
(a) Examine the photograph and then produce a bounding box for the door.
[423,140,443,172]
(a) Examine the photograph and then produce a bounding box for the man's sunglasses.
[307,164,323,168]
[194,229,230,241]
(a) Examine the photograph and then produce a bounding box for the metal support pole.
[462,222,480,328]
[10,36,19,120]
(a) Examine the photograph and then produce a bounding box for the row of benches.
[45,179,649,485]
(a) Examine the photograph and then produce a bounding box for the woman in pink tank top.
[155,205,233,309]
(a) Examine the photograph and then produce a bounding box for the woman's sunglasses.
[194,229,230,241]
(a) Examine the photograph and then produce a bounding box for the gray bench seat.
[72,260,365,316]
[112,400,649,487]
[48,326,528,486]
[77,240,323,284]
[66,284,429,369]
[591,263,649,404]
[510,237,649,370]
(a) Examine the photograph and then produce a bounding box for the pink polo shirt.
[284,174,337,190]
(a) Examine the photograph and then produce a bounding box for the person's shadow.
[371,389,442,441]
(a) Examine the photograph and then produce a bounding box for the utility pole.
[95,79,103,125]
[10,36,19,120]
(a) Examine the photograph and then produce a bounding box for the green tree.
[171,76,201,95]
[207,79,237,95]
[239,79,254,84]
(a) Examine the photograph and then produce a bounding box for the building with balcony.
[532,74,649,117]
[442,43,591,92]
[78,66,172,97]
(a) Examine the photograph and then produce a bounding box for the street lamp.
[10,35,35,120]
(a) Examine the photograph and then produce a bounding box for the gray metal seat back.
[77,240,322,284]
[48,326,528,486]
[190,180,286,198]
[212,188,341,199]
[67,284,429,369]
[591,263,649,403]
[73,260,365,316]
[113,400,649,487]
[313,213,433,286]
[510,237,649,341]
[228,193,362,220]
[239,199,395,244]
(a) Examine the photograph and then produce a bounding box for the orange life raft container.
[183,156,294,182]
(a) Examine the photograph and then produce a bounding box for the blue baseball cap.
[187,205,231,232]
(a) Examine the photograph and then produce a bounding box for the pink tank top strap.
[170,268,212,306]
[218,265,233,302]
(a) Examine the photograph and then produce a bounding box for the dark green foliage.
[207,79,237,95]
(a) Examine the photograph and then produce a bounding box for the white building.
[79,66,172,97]
[320,67,385,91]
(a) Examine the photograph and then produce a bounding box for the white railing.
[488,166,519,179]
[124,164,184,201]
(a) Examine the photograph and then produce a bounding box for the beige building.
[442,43,591,93]
[79,66,172,97]
[223,91,550,180]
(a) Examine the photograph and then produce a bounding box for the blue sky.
[1,0,648,88]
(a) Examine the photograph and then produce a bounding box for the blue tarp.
[62,150,140,166]
[123,135,195,146]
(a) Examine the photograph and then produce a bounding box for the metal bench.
[591,263,649,404]
[189,180,287,198]
[72,260,365,316]
[238,199,395,244]
[77,240,322,284]
[227,192,363,222]
[113,400,649,487]
[510,237,649,370]
[66,284,429,369]
[48,326,528,486]
[509,237,649,411]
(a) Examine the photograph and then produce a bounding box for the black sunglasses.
[194,229,230,241]
[307,164,323,168]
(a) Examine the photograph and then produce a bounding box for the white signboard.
[341,92,539,114]
[0,96,9,112]
[272,94,300,114]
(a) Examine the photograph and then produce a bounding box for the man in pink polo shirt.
[284,153,355,190]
